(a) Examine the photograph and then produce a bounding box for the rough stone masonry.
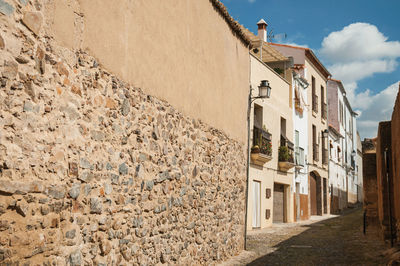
[0,1,247,265]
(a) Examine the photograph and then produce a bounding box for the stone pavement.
[220,207,388,265]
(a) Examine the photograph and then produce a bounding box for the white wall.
[293,73,309,195]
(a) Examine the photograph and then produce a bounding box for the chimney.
[257,19,268,42]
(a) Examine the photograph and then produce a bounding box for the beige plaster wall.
[44,0,249,143]
[305,58,328,177]
[246,55,294,230]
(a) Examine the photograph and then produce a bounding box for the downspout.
[244,45,251,250]
[384,148,394,247]
[326,80,330,214]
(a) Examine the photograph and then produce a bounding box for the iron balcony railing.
[252,126,272,156]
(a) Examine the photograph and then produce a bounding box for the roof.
[209,0,252,47]
[327,78,358,116]
[328,78,346,95]
[269,43,331,79]
[239,25,288,63]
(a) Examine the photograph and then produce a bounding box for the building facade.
[271,43,331,216]
[245,20,296,229]
[327,79,359,213]
[292,71,310,221]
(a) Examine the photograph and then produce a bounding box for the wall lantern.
[351,150,356,157]
[258,80,271,99]
[322,129,329,138]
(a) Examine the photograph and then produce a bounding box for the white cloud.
[356,81,399,139]
[248,0,256,3]
[320,23,400,101]
[329,59,398,85]
[321,23,400,63]
[320,23,400,138]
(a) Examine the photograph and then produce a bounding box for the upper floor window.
[312,76,318,113]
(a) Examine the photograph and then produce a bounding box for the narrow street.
[223,207,388,265]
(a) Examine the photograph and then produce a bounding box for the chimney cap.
[257,19,268,26]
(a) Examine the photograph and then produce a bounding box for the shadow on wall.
[247,208,386,265]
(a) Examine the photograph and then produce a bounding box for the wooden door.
[310,174,317,215]
[273,183,285,223]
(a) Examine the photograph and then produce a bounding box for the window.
[312,125,318,161]
[321,86,326,120]
[295,130,303,166]
[312,76,318,113]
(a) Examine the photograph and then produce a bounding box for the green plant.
[260,139,272,156]
[278,146,290,162]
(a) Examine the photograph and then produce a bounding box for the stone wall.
[0,2,247,265]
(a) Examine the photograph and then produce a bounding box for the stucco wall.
[391,85,400,238]
[247,55,294,230]
[44,0,249,143]
[327,80,339,131]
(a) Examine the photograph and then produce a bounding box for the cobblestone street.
[222,207,388,265]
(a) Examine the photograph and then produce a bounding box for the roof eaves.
[305,49,331,80]
[209,0,252,47]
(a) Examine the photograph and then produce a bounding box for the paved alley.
[222,207,388,265]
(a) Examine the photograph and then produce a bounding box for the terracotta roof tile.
[239,25,288,63]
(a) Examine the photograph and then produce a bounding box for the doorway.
[323,178,327,214]
[252,181,261,228]
[310,173,317,215]
[296,182,300,221]
[273,183,285,223]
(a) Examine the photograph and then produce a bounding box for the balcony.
[295,147,305,168]
[322,148,328,165]
[312,94,318,114]
[322,103,327,120]
[251,126,272,166]
[278,145,295,172]
[313,143,319,162]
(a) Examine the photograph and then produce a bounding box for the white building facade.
[292,71,310,221]
[327,79,359,213]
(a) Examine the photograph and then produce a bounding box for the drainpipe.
[244,46,251,251]
[384,148,394,247]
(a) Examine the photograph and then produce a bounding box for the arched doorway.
[310,171,322,215]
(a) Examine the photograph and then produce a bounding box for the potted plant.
[251,145,260,154]
[260,140,272,156]
[278,146,295,171]
[278,146,290,162]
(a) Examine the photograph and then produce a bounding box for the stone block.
[0,0,14,15]
[22,12,43,36]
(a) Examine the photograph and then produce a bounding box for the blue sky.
[221,0,400,139]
